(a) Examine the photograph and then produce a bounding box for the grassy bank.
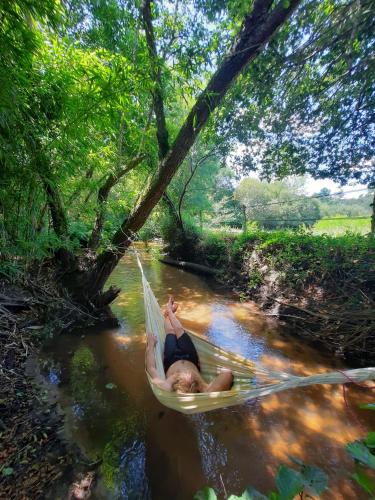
[165,227,375,365]
[312,216,371,235]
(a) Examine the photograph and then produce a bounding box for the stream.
[42,245,374,499]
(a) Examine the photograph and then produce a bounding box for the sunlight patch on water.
[206,304,265,362]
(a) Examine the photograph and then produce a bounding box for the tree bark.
[162,192,184,232]
[41,175,68,238]
[32,145,69,240]
[69,0,302,304]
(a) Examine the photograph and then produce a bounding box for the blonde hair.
[172,373,199,393]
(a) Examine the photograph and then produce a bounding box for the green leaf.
[301,465,328,495]
[194,487,217,500]
[282,0,290,8]
[105,383,117,390]
[2,467,14,476]
[228,487,268,499]
[268,492,279,500]
[352,468,374,496]
[275,465,304,500]
[346,441,375,470]
[365,432,375,449]
[359,403,375,411]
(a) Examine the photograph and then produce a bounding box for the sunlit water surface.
[43,245,374,499]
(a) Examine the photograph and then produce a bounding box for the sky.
[228,145,370,199]
[234,171,369,199]
[303,176,368,198]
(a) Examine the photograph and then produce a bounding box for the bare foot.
[167,296,178,313]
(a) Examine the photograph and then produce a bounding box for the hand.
[147,334,157,347]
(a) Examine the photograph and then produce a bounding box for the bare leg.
[164,315,174,334]
[166,301,185,338]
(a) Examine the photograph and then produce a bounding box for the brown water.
[43,246,374,499]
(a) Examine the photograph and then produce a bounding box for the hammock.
[136,253,375,414]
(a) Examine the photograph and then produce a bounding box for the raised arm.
[145,335,159,378]
[145,335,173,391]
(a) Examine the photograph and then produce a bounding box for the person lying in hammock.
[146,297,234,394]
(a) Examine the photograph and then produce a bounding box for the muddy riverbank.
[0,278,99,499]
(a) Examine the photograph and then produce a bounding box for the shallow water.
[43,245,374,499]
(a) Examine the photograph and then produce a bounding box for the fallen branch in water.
[159,256,218,276]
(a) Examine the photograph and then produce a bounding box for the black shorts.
[163,332,200,373]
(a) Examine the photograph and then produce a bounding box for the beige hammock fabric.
[136,253,375,414]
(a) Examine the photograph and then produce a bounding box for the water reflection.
[102,417,149,499]
[207,303,265,361]
[42,245,375,499]
[191,413,229,493]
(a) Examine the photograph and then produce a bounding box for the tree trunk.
[141,0,169,159]
[242,204,247,233]
[162,192,184,232]
[42,177,68,238]
[371,189,375,235]
[65,0,302,305]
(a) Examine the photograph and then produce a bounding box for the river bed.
[42,246,374,499]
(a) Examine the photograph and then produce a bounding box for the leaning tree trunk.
[63,0,302,307]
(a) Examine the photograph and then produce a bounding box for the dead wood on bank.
[0,276,100,499]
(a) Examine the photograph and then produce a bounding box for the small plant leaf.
[275,465,304,500]
[268,492,279,500]
[346,441,375,470]
[359,403,375,410]
[228,487,268,499]
[365,432,375,449]
[2,467,14,476]
[301,465,328,495]
[105,383,117,390]
[194,487,217,500]
[352,468,374,496]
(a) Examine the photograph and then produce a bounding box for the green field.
[313,216,371,235]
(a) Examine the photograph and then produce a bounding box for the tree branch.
[162,191,184,231]
[88,154,146,249]
[178,149,216,223]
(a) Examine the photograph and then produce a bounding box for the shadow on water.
[42,244,375,499]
